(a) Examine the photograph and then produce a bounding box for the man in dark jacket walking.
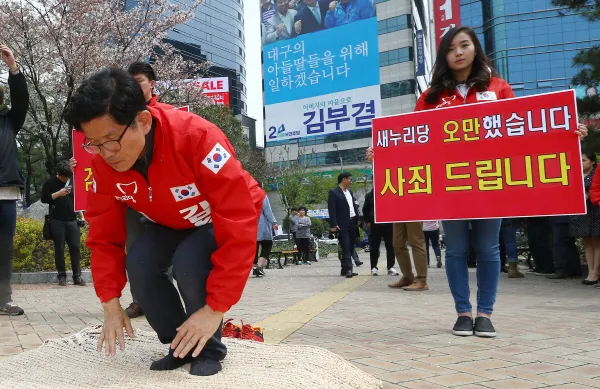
[327,172,360,278]
[0,45,29,315]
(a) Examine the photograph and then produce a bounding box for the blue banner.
[263,17,380,105]
[415,29,425,77]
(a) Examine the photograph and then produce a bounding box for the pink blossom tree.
[0,0,213,186]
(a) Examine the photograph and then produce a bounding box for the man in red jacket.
[127,61,174,110]
[64,67,264,376]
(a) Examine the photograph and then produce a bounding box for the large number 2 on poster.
[268,124,286,139]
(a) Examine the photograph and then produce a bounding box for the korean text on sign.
[72,130,95,212]
[372,90,585,222]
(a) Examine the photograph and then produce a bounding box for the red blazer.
[85,106,265,312]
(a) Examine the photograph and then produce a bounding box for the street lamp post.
[332,143,343,172]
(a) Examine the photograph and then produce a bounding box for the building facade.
[168,0,248,115]
[460,0,600,97]
[124,0,249,115]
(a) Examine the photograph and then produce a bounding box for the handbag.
[43,206,53,240]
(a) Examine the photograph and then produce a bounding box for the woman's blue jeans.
[442,219,501,315]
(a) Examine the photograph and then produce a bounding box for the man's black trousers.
[127,223,227,360]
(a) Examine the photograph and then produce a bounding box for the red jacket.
[148,94,175,110]
[85,107,265,312]
[414,77,514,112]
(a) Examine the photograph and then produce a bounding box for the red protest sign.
[72,130,94,212]
[373,90,586,223]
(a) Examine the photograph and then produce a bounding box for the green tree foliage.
[193,105,269,183]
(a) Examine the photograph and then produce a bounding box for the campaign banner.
[261,4,381,144]
[372,90,586,223]
[433,0,461,48]
[266,85,379,141]
[72,105,190,212]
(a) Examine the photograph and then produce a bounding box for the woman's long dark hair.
[425,26,498,105]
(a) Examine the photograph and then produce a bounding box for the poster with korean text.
[373,90,586,222]
[261,0,381,143]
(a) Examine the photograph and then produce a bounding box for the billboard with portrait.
[261,0,381,143]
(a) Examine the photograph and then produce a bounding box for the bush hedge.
[13,217,91,272]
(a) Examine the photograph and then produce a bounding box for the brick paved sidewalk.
[284,257,600,388]
[1,252,599,389]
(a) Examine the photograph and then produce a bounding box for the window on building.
[264,129,372,148]
[378,15,411,35]
[379,47,414,67]
[269,147,369,168]
[380,80,415,99]
[238,12,242,21]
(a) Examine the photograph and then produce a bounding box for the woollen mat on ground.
[0,326,383,389]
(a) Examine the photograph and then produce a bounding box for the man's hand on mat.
[171,305,224,359]
[98,298,135,356]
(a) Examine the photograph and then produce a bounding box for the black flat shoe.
[582,279,599,285]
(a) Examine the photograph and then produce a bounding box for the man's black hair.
[337,172,352,184]
[291,207,298,212]
[56,160,73,179]
[127,61,157,81]
[64,67,147,130]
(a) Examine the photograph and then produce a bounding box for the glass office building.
[168,0,247,114]
[460,0,600,97]
[125,0,248,115]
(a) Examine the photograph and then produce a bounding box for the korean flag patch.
[170,183,200,202]
[476,91,497,101]
[202,142,231,174]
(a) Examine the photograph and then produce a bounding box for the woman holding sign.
[368,26,587,338]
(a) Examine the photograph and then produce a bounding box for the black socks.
[150,348,193,371]
[189,356,222,376]
[150,349,222,376]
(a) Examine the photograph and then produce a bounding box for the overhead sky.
[243,0,265,148]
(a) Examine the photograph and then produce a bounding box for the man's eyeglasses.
[82,118,135,155]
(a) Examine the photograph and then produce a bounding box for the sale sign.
[433,0,461,48]
[373,90,586,223]
[192,77,230,107]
